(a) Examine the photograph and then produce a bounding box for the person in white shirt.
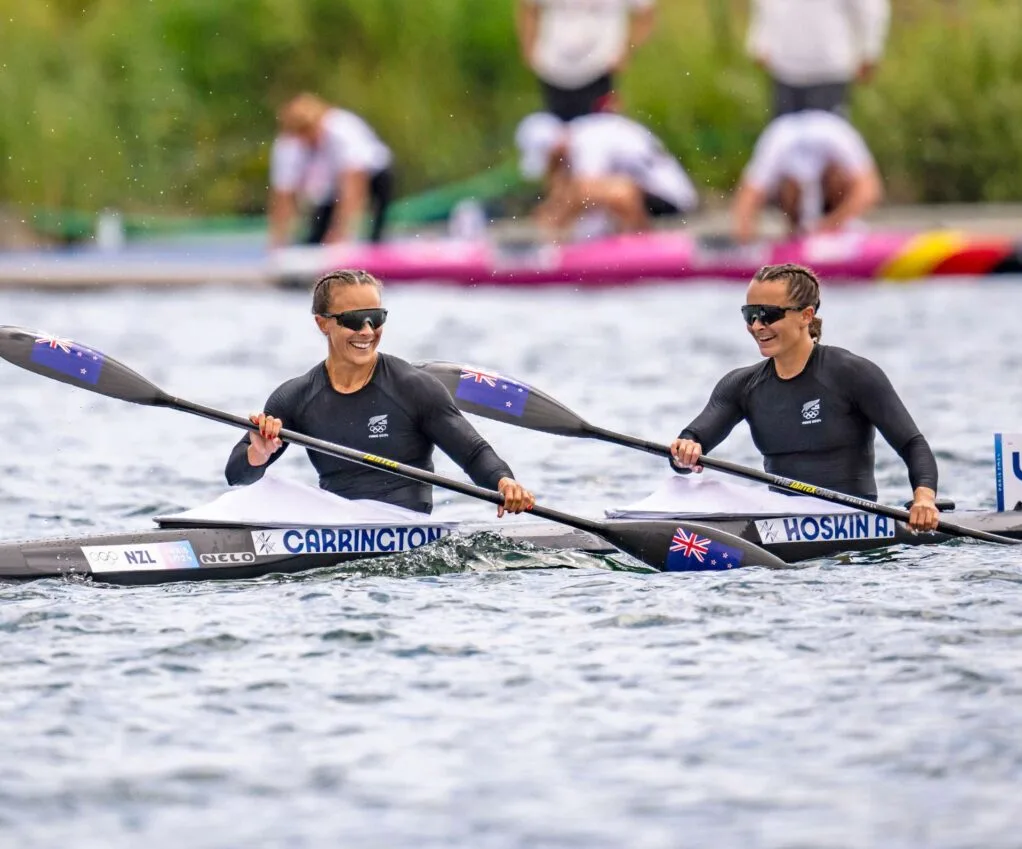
[516,0,656,121]
[746,0,890,116]
[731,110,883,242]
[515,111,698,237]
[269,93,394,247]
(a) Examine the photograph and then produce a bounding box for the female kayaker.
[669,262,940,532]
[226,269,535,517]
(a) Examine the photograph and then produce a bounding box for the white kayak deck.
[154,474,850,530]
[155,477,460,529]
[607,475,853,518]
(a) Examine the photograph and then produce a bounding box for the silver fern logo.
[801,399,821,424]
[368,414,389,438]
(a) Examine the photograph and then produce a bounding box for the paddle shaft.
[170,396,610,538]
[581,424,1019,546]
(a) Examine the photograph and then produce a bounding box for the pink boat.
[274,228,1022,287]
[1,227,1018,289]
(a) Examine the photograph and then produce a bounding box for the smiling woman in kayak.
[225,269,535,516]
[669,263,940,532]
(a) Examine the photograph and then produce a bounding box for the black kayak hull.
[1,511,1019,585]
[0,524,615,585]
[684,510,1022,563]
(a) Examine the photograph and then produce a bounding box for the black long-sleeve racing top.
[677,345,938,500]
[226,354,514,513]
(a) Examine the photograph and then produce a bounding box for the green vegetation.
[1,0,1019,222]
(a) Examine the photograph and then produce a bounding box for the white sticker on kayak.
[755,513,897,544]
[802,230,866,263]
[250,525,450,557]
[81,540,200,572]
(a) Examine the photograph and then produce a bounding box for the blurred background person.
[731,109,883,243]
[746,0,890,117]
[269,93,394,248]
[515,110,698,239]
[515,0,656,121]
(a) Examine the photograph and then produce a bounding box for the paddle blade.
[418,360,590,436]
[0,326,168,405]
[601,519,787,571]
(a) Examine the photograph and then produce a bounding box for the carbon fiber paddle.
[418,360,1020,547]
[0,325,787,572]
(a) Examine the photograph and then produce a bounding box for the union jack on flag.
[30,331,104,385]
[34,333,73,353]
[665,526,745,572]
[670,528,712,563]
[455,365,530,417]
[460,368,498,387]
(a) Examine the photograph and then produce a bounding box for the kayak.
[2,228,1020,289]
[0,522,619,585]
[0,478,614,585]
[272,228,1022,286]
[1,325,1014,586]
[2,477,1018,585]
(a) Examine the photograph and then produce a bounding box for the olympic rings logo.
[83,549,121,563]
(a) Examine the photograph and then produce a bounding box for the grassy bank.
[0,0,1018,217]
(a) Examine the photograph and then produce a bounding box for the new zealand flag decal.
[31,333,105,385]
[665,527,745,572]
[455,368,530,417]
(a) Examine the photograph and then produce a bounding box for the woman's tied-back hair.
[752,263,823,342]
[312,269,384,314]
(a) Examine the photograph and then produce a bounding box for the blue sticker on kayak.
[31,333,104,384]
[455,368,529,416]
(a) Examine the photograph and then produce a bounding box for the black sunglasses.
[320,308,388,331]
[740,304,811,326]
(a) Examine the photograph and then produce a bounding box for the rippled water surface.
[3,280,1022,848]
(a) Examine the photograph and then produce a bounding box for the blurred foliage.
[0,0,1019,215]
